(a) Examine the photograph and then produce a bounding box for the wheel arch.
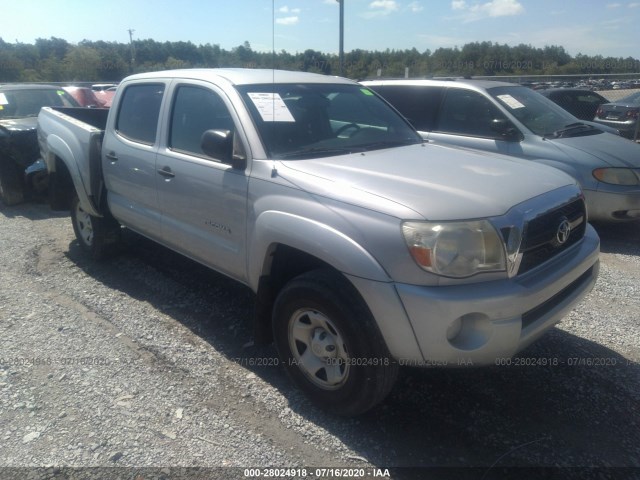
[249,211,391,345]
[45,134,101,216]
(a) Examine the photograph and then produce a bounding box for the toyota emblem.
[556,218,571,245]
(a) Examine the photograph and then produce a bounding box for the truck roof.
[362,78,517,90]
[123,68,354,86]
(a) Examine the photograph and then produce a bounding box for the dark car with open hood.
[0,84,78,205]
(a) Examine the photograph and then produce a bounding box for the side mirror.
[201,129,246,169]
[490,118,523,142]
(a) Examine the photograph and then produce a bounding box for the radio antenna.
[271,0,278,178]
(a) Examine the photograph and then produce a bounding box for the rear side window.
[116,84,165,144]
[369,85,444,131]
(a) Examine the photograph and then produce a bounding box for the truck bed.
[44,106,109,131]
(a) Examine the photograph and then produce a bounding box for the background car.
[593,91,640,140]
[539,88,609,121]
[93,86,117,108]
[363,78,640,222]
[91,83,117,92]
[63,86,106,108]
[0,84,79,205]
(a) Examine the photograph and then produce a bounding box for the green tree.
[64,46,102,81]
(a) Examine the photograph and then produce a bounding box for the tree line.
[1,37,639,83]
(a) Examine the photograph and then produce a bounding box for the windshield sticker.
[57,90,65,96]
[497,94,525,109]
[360,88,374,96]
[248,92,295,122]
[0,93,8,105]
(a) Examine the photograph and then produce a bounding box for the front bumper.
[352,224,600,366]
[585,188,640,222]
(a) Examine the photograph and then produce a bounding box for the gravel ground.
[1,201,639,480]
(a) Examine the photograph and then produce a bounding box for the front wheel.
[70,195,121,260]
[273,269,398,416]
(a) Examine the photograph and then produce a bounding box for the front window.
[489,86,582,137]
[169,85,235,158]
[436,88,510,138]
[235,83,421,159]
[0,88,78,119]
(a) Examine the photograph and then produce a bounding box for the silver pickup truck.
[38,69,600,415]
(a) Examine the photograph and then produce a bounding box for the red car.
[93,87,117,108]
[63,86,107,108]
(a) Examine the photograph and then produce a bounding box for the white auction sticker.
[497,94,525,109]
[248,92,295,122]
[0,93,8,105]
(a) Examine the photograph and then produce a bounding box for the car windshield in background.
[618,91,640,105]
[0,88,78,119]
[235,83,422,159]
[488,85,589,137]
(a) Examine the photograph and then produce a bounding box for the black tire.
[272,268,398,416]
[0,161,25,206]
[70,194,121,260]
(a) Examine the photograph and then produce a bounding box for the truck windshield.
[236,83,422,159]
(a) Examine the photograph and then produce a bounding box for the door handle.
[105,151,118,162]
[158,167,175,178]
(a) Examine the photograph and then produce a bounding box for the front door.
[155,83,249,281]
[428,88,516,156]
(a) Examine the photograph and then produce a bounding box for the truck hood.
[278,143,575,221]
[548,132,640,168]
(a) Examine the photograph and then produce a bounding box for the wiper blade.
[276,147,364,159]
[366,139,420,149]
[548,122,595,138]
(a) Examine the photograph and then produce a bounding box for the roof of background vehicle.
[361,78,517,90]
[539,88,606,95]
[0,84,68,91]
[123,68,355,86]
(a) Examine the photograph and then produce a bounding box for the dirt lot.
[1,201,639,480]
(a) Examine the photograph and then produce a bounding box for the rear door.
[155,81,249,281]
[102,82,166,239]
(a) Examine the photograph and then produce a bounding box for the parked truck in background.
[37,69,600,415]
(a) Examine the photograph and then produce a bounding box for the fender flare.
[248,210,390,291]
[46,133,101,216]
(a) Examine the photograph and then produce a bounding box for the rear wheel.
[70,194,121,260]
[0,161,25,206]
[273,269,398,416]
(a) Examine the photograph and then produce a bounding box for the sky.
[1,0,639,59]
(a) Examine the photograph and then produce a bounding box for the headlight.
[593,168,640,186]
[402,220,507,278]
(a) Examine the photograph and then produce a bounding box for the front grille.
[518,198,587,275]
